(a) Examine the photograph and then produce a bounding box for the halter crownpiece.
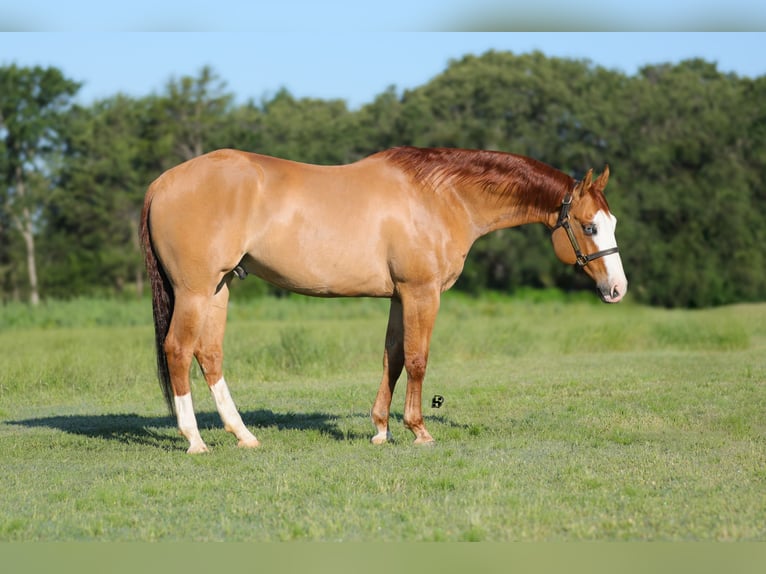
[552,192,619,267]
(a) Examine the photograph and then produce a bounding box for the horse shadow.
[6,409,365,450]
[6,409,468,450]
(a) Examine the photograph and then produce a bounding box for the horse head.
[550,167,628,303]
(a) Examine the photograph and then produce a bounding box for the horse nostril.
[612,286,620,299]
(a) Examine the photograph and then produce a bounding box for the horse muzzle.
[598,279,627,303]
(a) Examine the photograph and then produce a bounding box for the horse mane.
[378,146,575,215]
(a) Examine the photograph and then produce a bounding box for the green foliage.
[0,64,81,304]
[611,60,763,307]
[2,54,765,307]
[1,296,764,540]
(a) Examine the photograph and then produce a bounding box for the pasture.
[0,293,764,541]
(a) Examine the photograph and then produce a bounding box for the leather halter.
[552,192,619,267]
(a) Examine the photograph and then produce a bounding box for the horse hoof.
[371,431,393,445]
[413,436,436,446]
[186,443,209,454]
[237,438,261,448]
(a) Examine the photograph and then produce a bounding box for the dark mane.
[378,146,574,214]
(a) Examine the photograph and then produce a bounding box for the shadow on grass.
[6,409,371,450]
[7,410,467,450]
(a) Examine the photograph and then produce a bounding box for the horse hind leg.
[164,292,213,454]
[194,281,260,449]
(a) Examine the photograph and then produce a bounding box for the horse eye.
[583,224,597,236]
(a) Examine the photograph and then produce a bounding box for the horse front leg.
[400,286,440,445]
[371,297,404,444]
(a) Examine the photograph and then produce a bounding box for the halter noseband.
[552,192,619,268]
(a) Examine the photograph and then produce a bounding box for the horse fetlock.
[370,408,389,426]
[402,414,424,431]
[404,418,434,445]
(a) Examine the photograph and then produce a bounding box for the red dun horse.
[140,147,627,453]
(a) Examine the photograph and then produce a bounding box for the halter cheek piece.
[551,192,619,268]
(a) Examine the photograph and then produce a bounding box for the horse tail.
[140,183,176,416]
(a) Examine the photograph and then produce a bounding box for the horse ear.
[575,169,593,198]
[593,165,610,193]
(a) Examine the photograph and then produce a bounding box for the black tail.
[140,187,175,416]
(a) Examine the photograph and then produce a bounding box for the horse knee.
[405,354,427,380]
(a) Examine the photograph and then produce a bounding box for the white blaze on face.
[592,210,628,303]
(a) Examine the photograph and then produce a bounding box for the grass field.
[0,292,764,541]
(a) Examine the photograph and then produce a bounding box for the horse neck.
[380,147,573,237]
[438,151,573,237]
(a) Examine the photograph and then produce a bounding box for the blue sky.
[1,32,763,110]
[1,3,764,110]
[2,1,766,31]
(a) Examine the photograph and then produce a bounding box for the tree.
[348,86,405,159]
[47,94,154,298]
[0,64,80,304]
[155,65,234,165]
[256,88,354,164]
[614,60,757,306]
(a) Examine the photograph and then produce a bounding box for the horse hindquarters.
[142,197,258,453]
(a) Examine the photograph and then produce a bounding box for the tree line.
[2,51,764,308]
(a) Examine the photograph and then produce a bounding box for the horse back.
[146,149,474,296]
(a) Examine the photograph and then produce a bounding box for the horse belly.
[244,253,392,297]
[243,224,394,297]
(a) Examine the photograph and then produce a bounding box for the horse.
[140,146,627,453]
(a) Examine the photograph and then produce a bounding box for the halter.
[552,192,619,267]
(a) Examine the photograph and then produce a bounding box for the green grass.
[0,293,764,541]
